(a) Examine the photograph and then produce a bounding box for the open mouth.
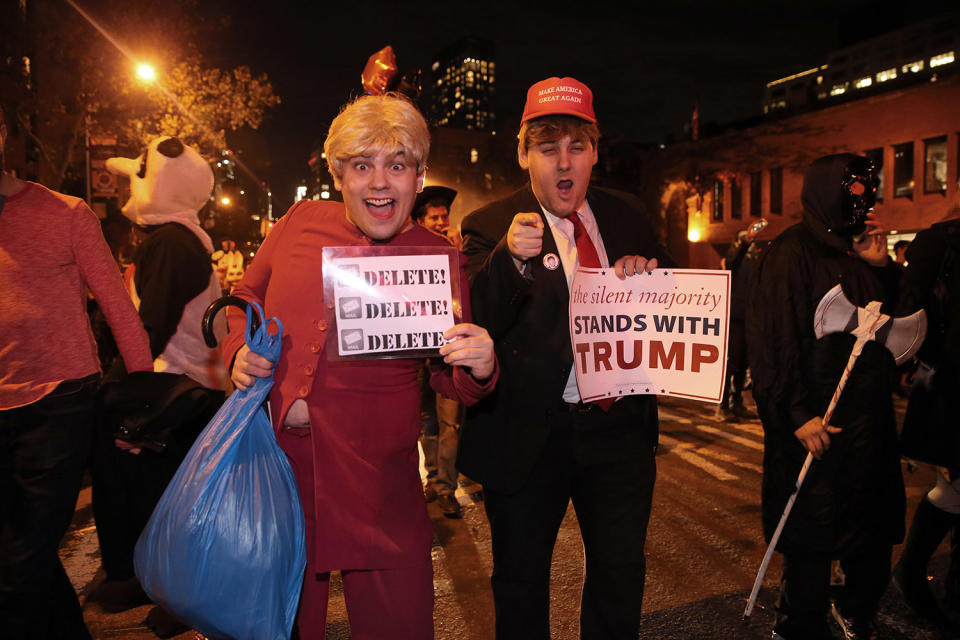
[365,198,396,219]
[557,179,573,196]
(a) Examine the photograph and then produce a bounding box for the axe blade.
[813,283,927,365]
[878,309,927,365]
[813,284,857,340]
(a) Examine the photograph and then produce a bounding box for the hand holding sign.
[507,212,544,261]
[439,323,495,380]
[613,255,658,279]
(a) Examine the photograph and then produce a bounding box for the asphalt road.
[62,394,958,639]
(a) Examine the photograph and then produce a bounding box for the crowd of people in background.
[1,71,959,640]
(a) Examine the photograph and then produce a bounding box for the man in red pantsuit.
[225,93,498,639]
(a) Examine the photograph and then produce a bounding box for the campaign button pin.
[542,253,560,270]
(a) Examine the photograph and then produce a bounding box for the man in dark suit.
[459,76,674,640]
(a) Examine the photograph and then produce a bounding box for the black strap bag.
[99,371,215,454]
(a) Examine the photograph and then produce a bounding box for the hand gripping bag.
[134,302,306,640]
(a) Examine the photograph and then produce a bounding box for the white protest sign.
[322,247,460,359]
[569,268,730,403]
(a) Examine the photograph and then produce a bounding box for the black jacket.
[897,217,960,469]
[746,155,904,554]
[133,222,211,358]
[457,184,674,492]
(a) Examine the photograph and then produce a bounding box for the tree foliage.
[102,58,280,157]
[7,1,279,190]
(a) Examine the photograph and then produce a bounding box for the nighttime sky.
[189,0,956,211]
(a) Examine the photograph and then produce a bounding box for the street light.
[221,196,231,206]
[136,64,156,82]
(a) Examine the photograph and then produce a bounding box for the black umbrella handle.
[201,296,260,348]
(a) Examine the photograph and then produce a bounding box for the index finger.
[443,323,483,340]
[514,212,543,227]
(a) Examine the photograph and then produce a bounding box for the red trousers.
[278,431,434,639]
[297,562,434,640]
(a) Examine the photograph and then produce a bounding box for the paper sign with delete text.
[569,267,730,403]
[322,246,461,360]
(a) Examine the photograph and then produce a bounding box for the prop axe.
[743,283,926,619]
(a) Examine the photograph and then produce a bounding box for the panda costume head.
[107,136,215,251]
[106,136,226,390]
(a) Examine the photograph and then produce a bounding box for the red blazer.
[222,200,497,571]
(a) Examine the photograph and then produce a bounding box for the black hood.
[801,153,862,252]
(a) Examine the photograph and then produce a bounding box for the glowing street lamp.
[220,196,231,206]
[136,64,156,82]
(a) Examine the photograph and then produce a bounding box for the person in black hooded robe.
[746,154,904,640]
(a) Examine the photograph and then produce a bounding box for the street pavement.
[63,393,958,639]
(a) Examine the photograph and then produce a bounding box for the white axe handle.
[743,332,871,618]
[743,451,813,618]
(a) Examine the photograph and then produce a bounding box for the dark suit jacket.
[458,184,675,492]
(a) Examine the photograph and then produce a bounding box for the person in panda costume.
[108,136,226,386]
[88,136,227,637]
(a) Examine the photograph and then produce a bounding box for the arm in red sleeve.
[72,202,153,373]
[221,203,301,370]
[428,246,499,404]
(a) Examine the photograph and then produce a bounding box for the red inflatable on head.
[361,46,398,96]
[361,45,422,100]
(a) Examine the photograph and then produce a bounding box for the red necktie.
[570,212,601,268]
[569,213,614,411]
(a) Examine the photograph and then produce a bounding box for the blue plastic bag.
[135,302,306,640]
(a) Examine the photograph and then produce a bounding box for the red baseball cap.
[521,77,596,124]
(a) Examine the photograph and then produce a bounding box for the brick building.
[657,72,960,269]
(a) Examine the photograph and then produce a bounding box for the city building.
[429,37,496,132]
[763,10,959,115]
[652,17,960,270]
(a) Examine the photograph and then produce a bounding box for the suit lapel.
[517,186,570,309]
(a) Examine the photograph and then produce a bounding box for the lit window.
[830,83,847,96]
[924,136,948,194]
[854,77,872,89]
[931,51,955,67]
[470,148,479,164]
[876,68,897,82]
[712,179,724,222]
[902,60,924,73]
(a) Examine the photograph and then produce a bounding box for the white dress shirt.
[541,200,610,403]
